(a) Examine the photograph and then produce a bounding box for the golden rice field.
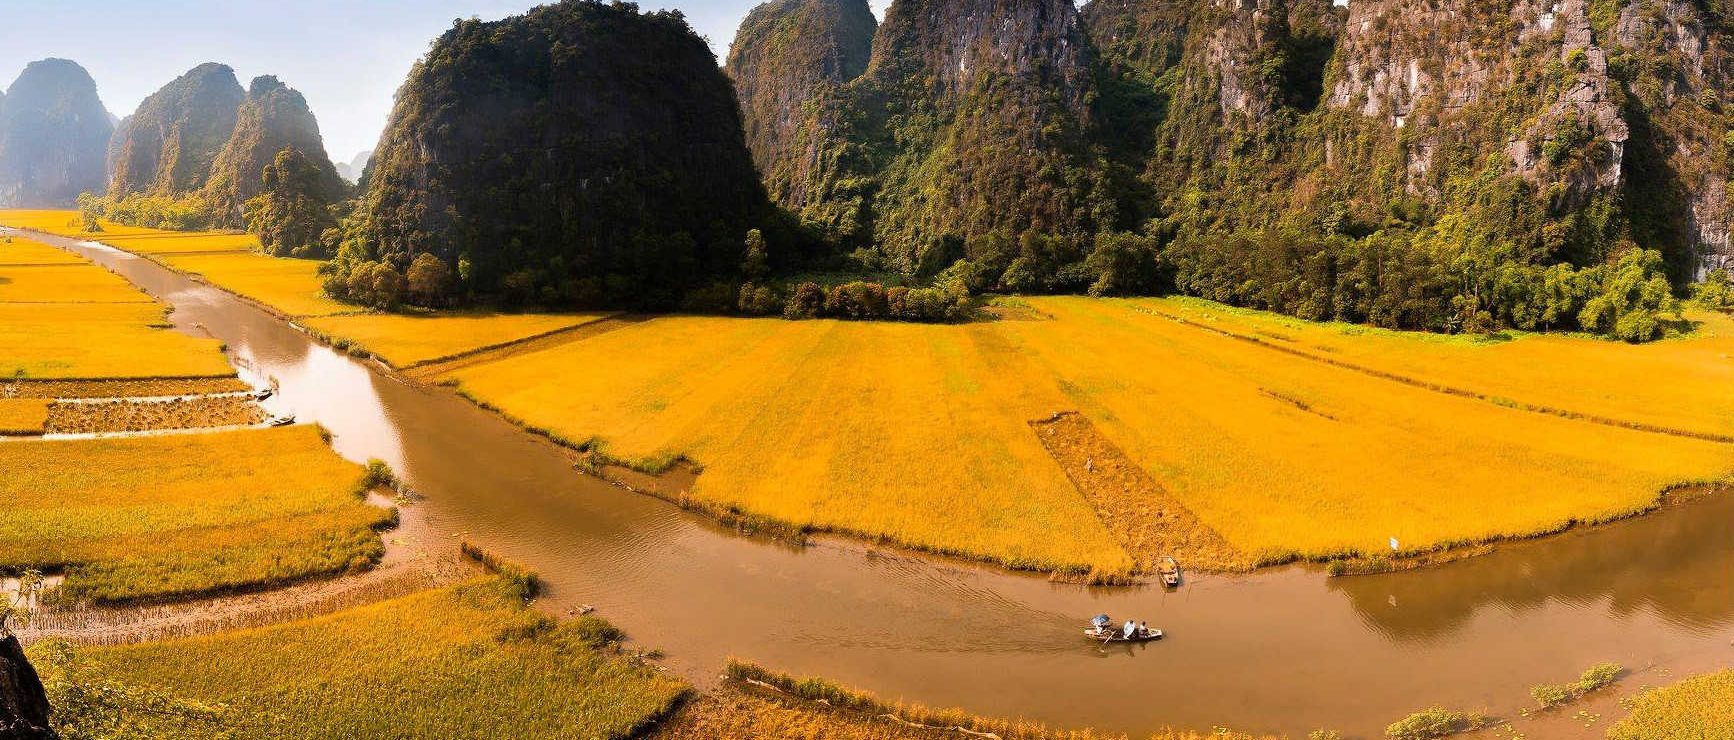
[303,311,612,367]
[0,397,50,435]
[442,297,1733,570]
[157,251,355,318]
[0,241,233,380]
[450,315,1130,571]
[1142,297,1734,442]
[0,425,392,604]
[30,576,688,740]
[0,209,161,239]
[0,263,156,303]
[1607,670,1734,739]
[0,236,84,265]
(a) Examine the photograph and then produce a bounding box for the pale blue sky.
[0,0,892,161]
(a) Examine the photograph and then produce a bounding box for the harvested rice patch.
[158,251,352,317]
[45,396,266,434]
[31,577,688,740]
[0,398,50,435]
[1138,296,1734,442]
[0,425,391,605]
[303,311,612,368]
[1030,412,1250,572]
[0,264,156,303]
[0,236,83,265]
[0,302,234,380]
[0,377,247,399]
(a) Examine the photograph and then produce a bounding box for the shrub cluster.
[1530,662,1622,708]
[739,279,971,322]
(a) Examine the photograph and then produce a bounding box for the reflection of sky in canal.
[34,227,1734,738]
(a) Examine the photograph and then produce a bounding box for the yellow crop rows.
[0,426,390,604]
[30,577,688,739]
[1141,297,1734,442]
[441,297,1732,570]
[1607,670,1734,739]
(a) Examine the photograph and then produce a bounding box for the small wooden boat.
[1085,627,1164,643]
[1159,556,1182,588]
[253,388,274,401]
[267,414,296,427]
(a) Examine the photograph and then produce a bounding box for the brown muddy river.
[18,228,1734,738]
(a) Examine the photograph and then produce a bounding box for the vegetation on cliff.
[106,63,243,199]
[328,0,777,310]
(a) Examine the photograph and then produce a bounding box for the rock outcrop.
[202,76,346,226]
[107,63,244,197]
[0,59,112,207]
[741,0,1114,273]
[726,0,876,211]
[0,634,54,739]
[351,0,772,308]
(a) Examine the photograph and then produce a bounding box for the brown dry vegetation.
[45,396,265,434]
[0,377,249,399]
[1031,412,1252,572]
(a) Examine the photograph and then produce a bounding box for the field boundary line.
[1130,304,1734,445]
[405,314,649,378]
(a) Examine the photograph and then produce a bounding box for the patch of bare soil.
[0,377,248,399]
[1030,412,1252,573]
[45,395,265,434]
[15,497,473,647]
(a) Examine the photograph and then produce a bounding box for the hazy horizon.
[0,0,893,163]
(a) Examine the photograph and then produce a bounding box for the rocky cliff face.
[0,634,54,739]
[0,59,112,207]
[726,0,876,212]
[749,0,1114,274]
[353,0,771,308]
[202,76,345,226]
[107,63,244,197]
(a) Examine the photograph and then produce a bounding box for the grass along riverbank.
[27,575,688,739]
[1607,669,1734,739]
[0,426,392,605]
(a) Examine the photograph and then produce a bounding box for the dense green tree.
[244,146,338,257]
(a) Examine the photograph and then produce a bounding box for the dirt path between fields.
[14,497,473,647]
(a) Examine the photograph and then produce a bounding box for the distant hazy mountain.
[0,58,112,207]
[334,149,371,184]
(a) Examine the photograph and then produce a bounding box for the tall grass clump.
[1530,662,1622,708]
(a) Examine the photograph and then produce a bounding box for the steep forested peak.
[201,74,344,227]
[726,0,876,209]
[343,0,771,309]
[0,58,113,207]
[107,61,244,196]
